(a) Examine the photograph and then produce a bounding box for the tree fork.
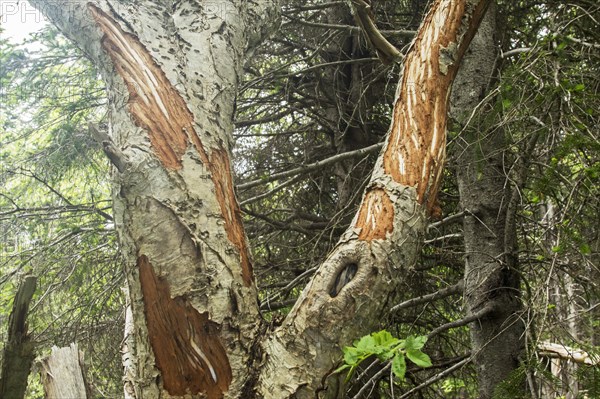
[28,0,495,397]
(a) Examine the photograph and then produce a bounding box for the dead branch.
[391,281,463,312]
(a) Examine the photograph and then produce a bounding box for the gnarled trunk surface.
[259,0,493,396]
[30,1,277,397]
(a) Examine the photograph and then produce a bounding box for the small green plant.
[441,378,466,394]
[335,330,432,381]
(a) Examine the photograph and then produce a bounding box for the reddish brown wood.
[89,4,253,287]
[138,255,232,397]
[355,188,395,241]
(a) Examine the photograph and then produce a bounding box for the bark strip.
[138,255,232,398]
[88,4,189,170]
[89,3,253,286]
[208,149,253,286]
[377,0,489,215]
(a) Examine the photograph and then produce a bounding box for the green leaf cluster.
[335,330,432,381]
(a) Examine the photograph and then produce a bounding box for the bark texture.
[450,4,524,398]
[39,344,89,399]
[0,275,37,399]
[258,1,492,397]
[30,0,496,398]
[29,1,278,398]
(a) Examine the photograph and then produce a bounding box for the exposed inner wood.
[138,255,232,398]
[39,344,88,399]
[89,5,188,170]
[355,188,394,241]
[382,1,467,213]
[354,0,490,238]
[89,5,253,286]
[208,148,253,286]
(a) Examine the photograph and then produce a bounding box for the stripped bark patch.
[138,255,232,398]
[185,131,254,286]
[90,4,254,285]
[208,149,253,286]
[379,0,488,215]
[355,188,394,241]
[89,5,189,169]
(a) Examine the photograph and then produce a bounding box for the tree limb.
[237,142,382,190]
[427,304,495,339]
[350,0,403,63]
[391,281,463,312]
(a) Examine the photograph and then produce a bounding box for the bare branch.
[391,281,463,312]
[397,356,473,399]
[538,341,600,365]
[351,361,391,399]
[427,211,468,231]
[424,233,463,245]
[283,13,416,38]
[427,304,495,339]
[237,142,383,190]
[501,47,532,58]
[351,0,403,63]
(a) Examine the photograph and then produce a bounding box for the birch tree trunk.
[450,5,524,397]
[29,1,278,397]
[30,0,493,397]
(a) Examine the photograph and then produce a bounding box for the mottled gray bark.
[450,4,524,398]
[29,1,278,398]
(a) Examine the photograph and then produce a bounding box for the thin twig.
[427,304,495,339]
[238,143,383,190]
[351,362,392,399]
[424,233,463,244]
[397,356,472,399]
[501,47,532,58]
[427,211,467,231]
[391,281,463,313]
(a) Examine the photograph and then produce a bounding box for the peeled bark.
[450,4,524,397]
[30,0,492,397]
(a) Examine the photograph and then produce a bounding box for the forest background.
[0,0,598,398]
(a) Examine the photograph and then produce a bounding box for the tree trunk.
[0,275,37,399]
[258,0,493,397]
[39,344,89,399]
[450,4,524,398]
[29,2,278,397]
[30,0,492,397]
